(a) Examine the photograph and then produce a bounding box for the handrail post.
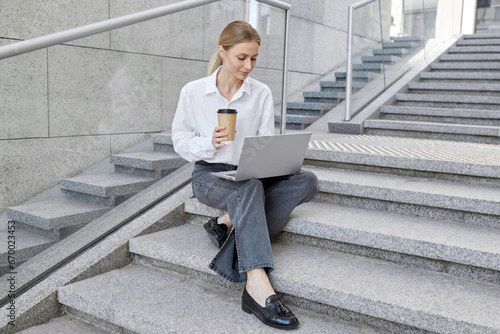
[345,5,355,122]
[344,0,376,122]
[280,7,291,134]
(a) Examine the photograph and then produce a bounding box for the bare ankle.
[217,213,232,229]
[246,268,276,307]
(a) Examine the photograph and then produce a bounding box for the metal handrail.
[0,0,218,60]
[344,0,376,121]
[0,0,291,133]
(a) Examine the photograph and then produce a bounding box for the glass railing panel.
[344,0,467,121]
[476,0,500,33]
[346,0,384,120]
[245,0,287,132]
[381,0,425,88]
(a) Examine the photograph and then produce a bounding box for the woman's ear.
[218,45,224,60]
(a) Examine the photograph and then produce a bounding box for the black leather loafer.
[241,288,299,330]
[203,217,228,248]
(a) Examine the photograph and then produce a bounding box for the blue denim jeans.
[192,161,319,284]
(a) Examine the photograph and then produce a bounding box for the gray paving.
[395,93,500,105]
[408,82,500,92]
[381,106,500,119]
[440,53,500,61]
[128,224,500,334]
[184,198,500,273]
[6,198,109,230]
[18,315,111,334]
[58,264,383,334]
[307,164,500,215]
[110,151,185,171]
[420,71,500,80]
[449,46,500,53]
[60,173,156,197]
[365,119,500,136]
[458,38,500,45]
[431,62,500,70]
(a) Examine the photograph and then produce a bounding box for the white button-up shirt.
[171,67,274,165]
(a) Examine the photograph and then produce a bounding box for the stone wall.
[0,0,383,212]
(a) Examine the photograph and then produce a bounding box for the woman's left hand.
[212,125,228,149]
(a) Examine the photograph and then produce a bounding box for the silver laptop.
[212,132,312,181]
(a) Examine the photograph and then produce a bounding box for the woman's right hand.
[212,126,228,149]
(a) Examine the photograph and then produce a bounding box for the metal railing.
[344,0,376,121]
[0,0,291,133]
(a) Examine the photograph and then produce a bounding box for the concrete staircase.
[1,133,185,276]
[363,33,500,144]
[8,32,500,334]
[30,134,500,333]
[279,37,422,130]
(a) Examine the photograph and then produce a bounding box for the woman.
[172,20,318,330]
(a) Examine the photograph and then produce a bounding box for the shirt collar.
[205,66,252,98]
[205,67,219,95]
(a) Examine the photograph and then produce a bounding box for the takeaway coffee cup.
[217,109,237,145]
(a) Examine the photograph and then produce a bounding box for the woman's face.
[219,40,259,81]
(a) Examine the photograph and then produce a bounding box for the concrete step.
[274,114,319,130]
[440,53,500,61]
[457,38,500,46]
[306,134,500,185]
[464,33,500,39]
[372,48,409,56]
[381,41,419,49]
[392,36,421,43]
[395,93,500,109]
[408,81,500,96]
[111,151,186,179]
[18,314,111,334]
[364,119,500,145]
[352,63,383,72]
[431,62,500,71]
[184,199,500,285]
[60,173,156,206]
[0,222,55,276]
[286,102,334,116]
[129,224,500,334]
[6,198,110,240]
[320,80,365,90]
[303,91,346,103]
[381,105,500,126]
[57,264,379,334]
[448,46,500,53]
[335,71,376,82]
[408,82,500,95]
[305,164,500,228]
[361,55,398,64]
[420,71,500,81]
[151,132,174,152]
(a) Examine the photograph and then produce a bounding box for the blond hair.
[208,20,261,75]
